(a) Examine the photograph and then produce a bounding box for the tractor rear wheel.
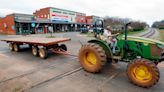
[127,59,160,88]
[79,43,107,73]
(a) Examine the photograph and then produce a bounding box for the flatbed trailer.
[1,37,71,59]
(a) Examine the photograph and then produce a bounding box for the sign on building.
[50,8,76,22]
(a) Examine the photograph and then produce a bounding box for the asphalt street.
[0,32,164,92]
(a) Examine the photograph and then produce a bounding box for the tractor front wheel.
[79,43,107,73]
[127,59,160,88]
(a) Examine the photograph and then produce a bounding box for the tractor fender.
[88,39,113,58]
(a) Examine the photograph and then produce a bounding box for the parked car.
[80,28,89,33]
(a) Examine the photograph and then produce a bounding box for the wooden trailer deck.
[1,37,71,46]
[1,36,71,59]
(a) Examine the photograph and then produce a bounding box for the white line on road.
[98,72,119,92]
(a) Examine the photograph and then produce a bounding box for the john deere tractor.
[78,21,164,88]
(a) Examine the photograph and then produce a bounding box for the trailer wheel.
[13,43,20,52]
[60,44,67,51]
[39,48,48,59]
[32,46,38,56]
[9,43,14,51]
[127,59,160,88]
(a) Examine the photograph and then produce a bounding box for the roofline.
[6,13,33,17]
[49,7,86,15]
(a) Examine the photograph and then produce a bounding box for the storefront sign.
[51,13,69,22]
[14,15,34,21]
[50,8,76,22]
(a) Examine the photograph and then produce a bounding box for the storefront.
[0,7,92,35]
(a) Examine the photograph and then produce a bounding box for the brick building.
[86,16,101,25]
[0,14,15,34]
[0,13,36,35]
[33,7,88,32]
[0,7,94,35]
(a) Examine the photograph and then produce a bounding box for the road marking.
[98,72,119,92]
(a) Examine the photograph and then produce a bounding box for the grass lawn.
[158,29,164,42]
[128,30,146,36]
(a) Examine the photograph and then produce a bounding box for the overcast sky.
[0,0,163,25]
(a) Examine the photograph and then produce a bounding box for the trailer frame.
[1,37,71,59]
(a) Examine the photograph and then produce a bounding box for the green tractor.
[78,22,164,88]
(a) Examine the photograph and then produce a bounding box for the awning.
[15,20,91,25]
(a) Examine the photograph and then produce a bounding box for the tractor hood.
[121,36,164,49]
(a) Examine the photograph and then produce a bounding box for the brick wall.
[76,16,86,23]
[0,14,15,35]
[86,16,93,24]
[33,7,50,20]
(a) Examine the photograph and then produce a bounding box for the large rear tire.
[127,59,160,88]
[79,43,107,73]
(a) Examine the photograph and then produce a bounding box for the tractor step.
[113,56,122,60]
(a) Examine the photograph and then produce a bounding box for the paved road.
[0,32,164,92]
[130,28,159,38]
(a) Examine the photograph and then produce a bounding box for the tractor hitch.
[159,56,164,62]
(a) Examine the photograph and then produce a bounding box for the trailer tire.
[13,43,20,52]
[39,48,48,59]
[32,46,38,56]
[9,43,14,51]
[60,44,67,51]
